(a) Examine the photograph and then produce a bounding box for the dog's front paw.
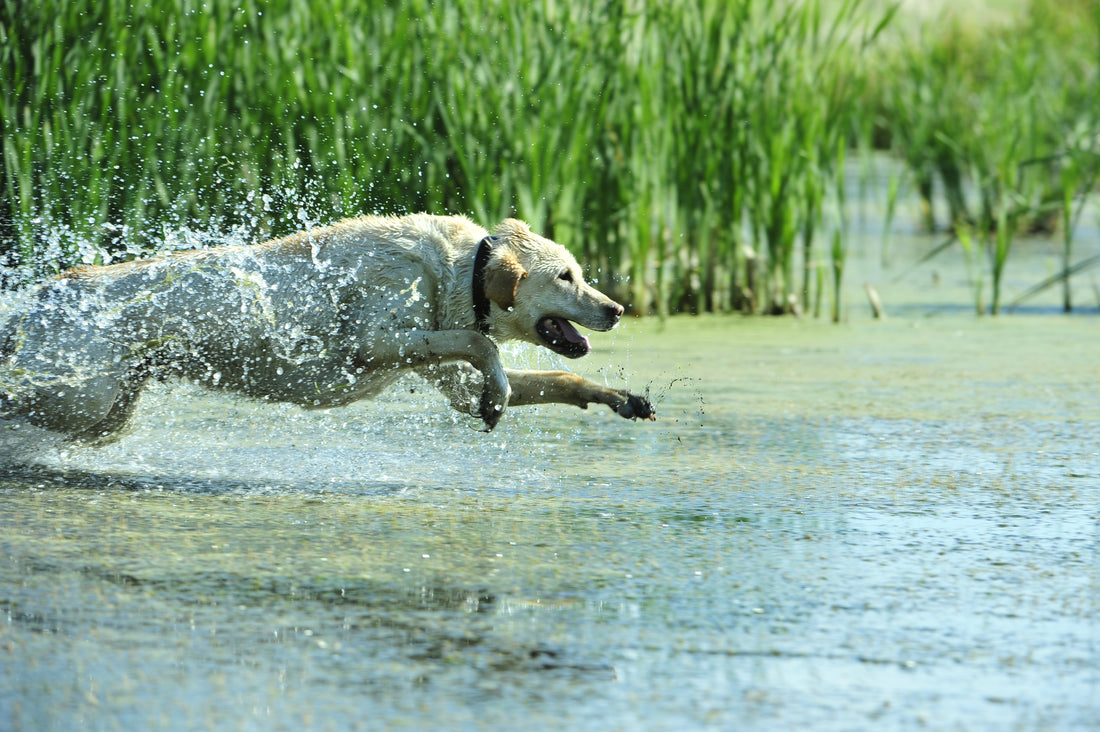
[478,392,506,431]
[477,373,511,432]
[612,391,656,421]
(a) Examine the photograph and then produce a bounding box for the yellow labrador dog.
[0,214,654,444]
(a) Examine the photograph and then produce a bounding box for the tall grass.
[1,0,898,317]
[870,0,1100,314]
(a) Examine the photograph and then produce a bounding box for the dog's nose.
[607,302,624,321]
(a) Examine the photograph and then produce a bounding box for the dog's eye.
[558,271,574,283]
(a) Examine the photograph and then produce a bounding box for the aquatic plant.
[0,0,901,317]
[869,0,1100,314]
[11,0,1100,317]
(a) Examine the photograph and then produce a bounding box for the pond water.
[3,313,1097,731]
[1,214,1099,730]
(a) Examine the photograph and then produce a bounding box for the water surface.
[2,308,1097,730]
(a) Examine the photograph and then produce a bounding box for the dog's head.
[481,219,623,358]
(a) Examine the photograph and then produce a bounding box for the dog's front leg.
[504,369,655,421]
[364,330,510,430]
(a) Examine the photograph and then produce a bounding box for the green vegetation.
[2,0,1098,315]
[871,0,1100,313]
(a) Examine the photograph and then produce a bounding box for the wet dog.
[0,214,654,444]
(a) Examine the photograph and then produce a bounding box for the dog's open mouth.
[537,316,590,358]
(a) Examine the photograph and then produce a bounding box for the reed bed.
[2,0,1097,315]
[0,0,894,316]
[869,0,1100,313]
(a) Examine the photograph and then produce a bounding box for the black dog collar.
[471,235,497,334]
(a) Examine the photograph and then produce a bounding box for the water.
[2,209,1099,730]
[2,310,1097,730]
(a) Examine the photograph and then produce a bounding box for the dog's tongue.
[543,316,589,349]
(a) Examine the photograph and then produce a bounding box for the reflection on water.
[2,310,1098,730]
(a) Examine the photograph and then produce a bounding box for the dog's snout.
[607,302,624,322]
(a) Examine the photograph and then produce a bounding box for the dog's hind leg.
[16,368,149,444]
[68,375,149,445]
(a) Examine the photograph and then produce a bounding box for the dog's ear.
[484,251,528,311]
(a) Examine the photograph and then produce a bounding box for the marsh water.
[2,214,1099,730]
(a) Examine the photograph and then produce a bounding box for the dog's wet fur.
[1,214,654,444]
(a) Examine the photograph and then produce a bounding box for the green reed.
[0,0,937,317]
[870,0,1100,314]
